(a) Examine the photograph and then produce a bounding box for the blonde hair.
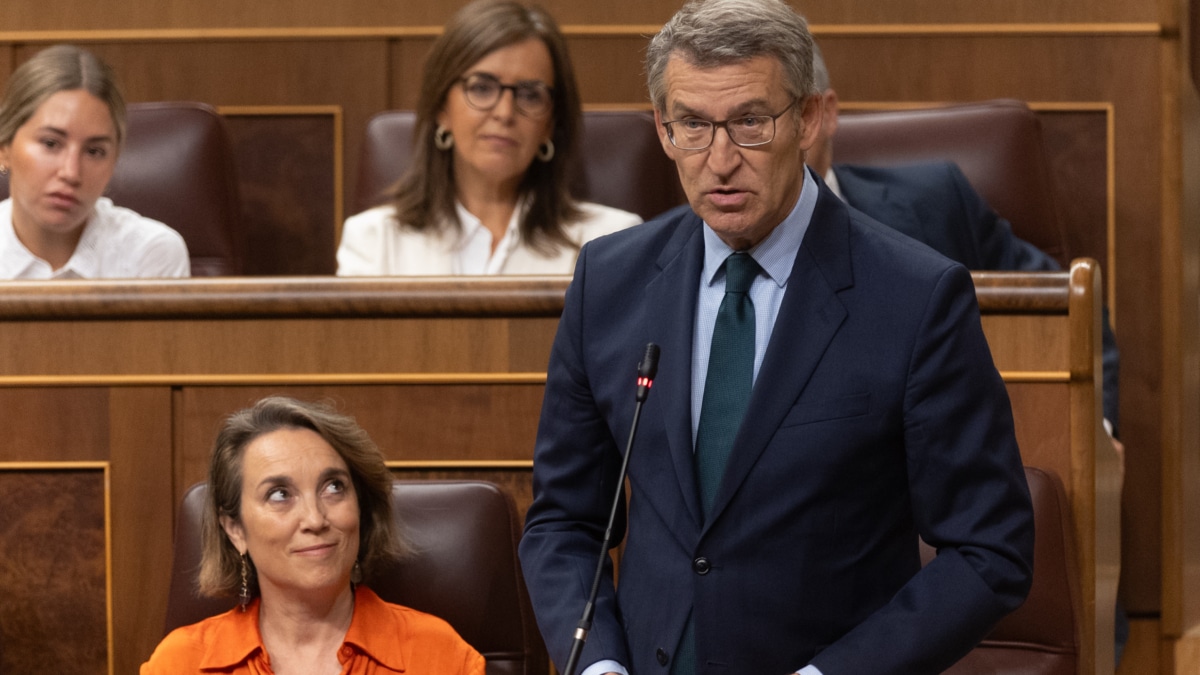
[0,45,126,147]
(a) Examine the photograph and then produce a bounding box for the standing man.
[519,1,1034,673]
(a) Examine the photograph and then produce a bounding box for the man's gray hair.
[812,41,830,91]
[645,0,817,111]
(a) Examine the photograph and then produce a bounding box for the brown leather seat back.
[925,466,1081,675]
[352,109,684,221]
[0,101,243,276]
[164,480,547,675]
[835,99,1069,267]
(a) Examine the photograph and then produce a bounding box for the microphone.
[562,342,660,675]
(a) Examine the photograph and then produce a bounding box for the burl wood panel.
[223,113,338,275]
[0,469,107,674]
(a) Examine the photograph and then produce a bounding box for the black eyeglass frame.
[456,73,555,118]
[660,99,799,150]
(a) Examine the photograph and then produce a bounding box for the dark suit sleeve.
[948,164,1120,434]
[810,264,1034,674]
[518,243,631,671]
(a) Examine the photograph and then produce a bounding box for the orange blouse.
[140,585,485,674]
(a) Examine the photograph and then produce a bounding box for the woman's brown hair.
[387,0,583,255]
[197,396,408,598]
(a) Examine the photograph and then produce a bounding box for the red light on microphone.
[637,376,653,388]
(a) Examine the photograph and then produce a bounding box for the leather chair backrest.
[0,101,242,276]
[834,99,1069,268]
[927,466,1081,675]
[352,109,684,222]
[165,480,547,675]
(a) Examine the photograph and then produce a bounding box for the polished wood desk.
[0,267,1116,674]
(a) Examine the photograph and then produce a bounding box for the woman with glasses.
[336,0,641,276]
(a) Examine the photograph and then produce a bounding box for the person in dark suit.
[806,43,1129,664]
[518,1,1034,674]
[805,45,1122,439]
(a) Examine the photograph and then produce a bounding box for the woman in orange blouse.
[141,396,484,675]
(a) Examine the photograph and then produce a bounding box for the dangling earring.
[0,165,8,176]
[350,560,363,586]
[434,124,454,151]
[238,553,251,611]
[536,139,555,162]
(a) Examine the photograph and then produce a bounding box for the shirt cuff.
[798,665,824,675]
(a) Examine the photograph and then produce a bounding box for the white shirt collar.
[451,194,528,275]
[0,197,103,279]
[822,166,845,200]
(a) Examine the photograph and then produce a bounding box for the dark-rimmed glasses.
[458,73,554,118]
[661,99,797,150]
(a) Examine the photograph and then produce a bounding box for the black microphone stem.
[562,344,658,675]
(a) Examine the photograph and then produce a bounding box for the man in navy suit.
[519,1,1034,673]
[806,45,1128,663]
[805,46,1122,439]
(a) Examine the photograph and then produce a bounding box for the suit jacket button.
[692,556,710,575]
[657,648,669,666]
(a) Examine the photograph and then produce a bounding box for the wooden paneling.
[108,389,173,675]
[0,0,1161,31]
[175,384,544,489]
[0,272,1117,674]
[0,389,111,459]
[0,468,108,675]
[222,109,340,275]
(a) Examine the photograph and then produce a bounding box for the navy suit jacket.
[833,161,1120,432]
[520,178,1035,675]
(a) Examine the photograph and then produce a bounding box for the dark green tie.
[695,251,759,517]
[672,252,759,675]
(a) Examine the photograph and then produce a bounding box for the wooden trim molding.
[0,276,572,319]
[0,273,1067,317]
[0,22,1164,44]
[386,460,534,469]
[0,372,548,388]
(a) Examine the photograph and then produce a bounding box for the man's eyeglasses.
[458,73,554,118]
[661,99,798,150]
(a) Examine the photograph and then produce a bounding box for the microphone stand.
[561,343,660,675]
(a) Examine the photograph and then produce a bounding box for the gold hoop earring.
[434,125,454,151]
[536,139,555,162]
[238,553,251,611]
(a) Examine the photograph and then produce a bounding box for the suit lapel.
[835,164,924,242]
[644,212,707,529]
[705,187,855,527]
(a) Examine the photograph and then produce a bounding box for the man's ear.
[796,94,825,153]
